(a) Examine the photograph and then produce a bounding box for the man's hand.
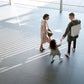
[60,37,64,42]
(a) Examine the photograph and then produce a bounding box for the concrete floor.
[0,2,84,84]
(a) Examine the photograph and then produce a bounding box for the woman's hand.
[47,36,50,40]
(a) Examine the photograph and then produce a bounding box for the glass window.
[63,0,84,13]
[13,0,60,10]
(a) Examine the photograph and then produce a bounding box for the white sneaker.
[59,57,63,61]
[65,52,70,57]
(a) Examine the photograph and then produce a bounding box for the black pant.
[68,39,76,54]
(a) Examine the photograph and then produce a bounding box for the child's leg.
[58,54,63,61]
[58,53,61,59]
[59,54,61,59]
[52,55,54,61]
[51,55,55,63]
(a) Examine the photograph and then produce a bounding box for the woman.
[40,14,50,51]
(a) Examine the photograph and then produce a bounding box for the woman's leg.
[47,37,51,43]
[40,44,42,49]
[40,43,45,51]
[40,36,50,51]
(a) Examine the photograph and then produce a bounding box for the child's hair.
[49,39,57,50]
[43,14,49,19]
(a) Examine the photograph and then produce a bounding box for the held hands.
[60,37,64,42]
[60,38,63,42]
[60,37,64,45]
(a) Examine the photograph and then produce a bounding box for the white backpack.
[71,24,81,37]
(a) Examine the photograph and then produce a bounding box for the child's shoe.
[51,60,54,64]
[59,57,63,61]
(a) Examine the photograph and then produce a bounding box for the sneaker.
[65,52,70,57]
[59,57,63,61]
[51,60,54,64]
[72,48,75,52]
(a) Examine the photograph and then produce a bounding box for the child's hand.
[60,37,64,42]
[59,41,62,46]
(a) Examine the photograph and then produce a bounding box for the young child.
[49,39,63,63]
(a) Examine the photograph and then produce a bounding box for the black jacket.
[63,19,81,41]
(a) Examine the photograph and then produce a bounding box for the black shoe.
[40,48,45,52]
[40,49,43,52]
[42,48,45,50]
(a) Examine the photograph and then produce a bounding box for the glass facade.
[0,0,84,13]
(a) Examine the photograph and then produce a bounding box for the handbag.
[48,29,53,37]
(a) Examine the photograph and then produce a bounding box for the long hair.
[49,39,57,50]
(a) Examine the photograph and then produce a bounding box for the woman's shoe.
[40,47,45,52]
[42,48,45,50]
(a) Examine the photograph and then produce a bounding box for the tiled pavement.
[0,1,84,84]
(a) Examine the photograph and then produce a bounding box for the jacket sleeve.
[62,22,71,38]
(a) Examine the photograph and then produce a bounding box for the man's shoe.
[72,48,75,52]
[65,52,70,57]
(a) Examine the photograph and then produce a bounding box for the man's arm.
[61,22,71,41]
[63,23,71,38]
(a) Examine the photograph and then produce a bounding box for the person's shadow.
[42,61,63,83]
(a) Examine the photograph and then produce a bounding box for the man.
[60,12,81,57]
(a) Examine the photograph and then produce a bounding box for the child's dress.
[50,44,61,56]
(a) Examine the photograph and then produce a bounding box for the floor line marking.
[0,45,67,74]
